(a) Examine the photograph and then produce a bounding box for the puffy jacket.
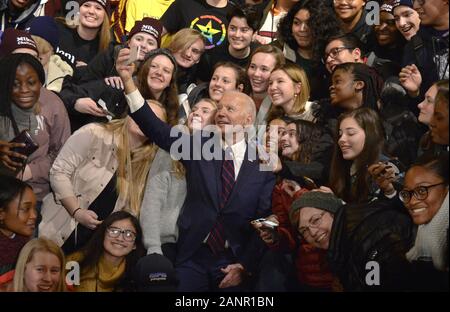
[327,198,416,291]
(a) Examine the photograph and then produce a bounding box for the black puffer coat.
[327,198,416,291]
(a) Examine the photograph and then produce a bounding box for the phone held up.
[251,218,279,229]
[126,45,140,65]
[9,130,39,163]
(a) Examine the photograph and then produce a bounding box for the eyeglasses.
[106,226,137,242]
[399,182,447,204]
[298,211,326,238]
[322,46,353,64]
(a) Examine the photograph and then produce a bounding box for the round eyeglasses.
[106,226,137,242]
[298,211,326,238]
[399,182,447,204]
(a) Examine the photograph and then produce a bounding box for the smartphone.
[252,218,278,228]
[9,130,39,161]
[126,45,140,65]
[97,98,115,118]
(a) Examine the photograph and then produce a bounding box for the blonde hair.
[267,63,311,121]
[13,238,66,292]
[103,102,166,215]
[31,35,53,56]
[166,28,205,54]
[54,7,111,54]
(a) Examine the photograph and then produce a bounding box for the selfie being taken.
[0,0,448,304]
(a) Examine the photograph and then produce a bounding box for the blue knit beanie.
[25,16,59,51]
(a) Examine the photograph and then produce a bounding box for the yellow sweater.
[67,252,126,292]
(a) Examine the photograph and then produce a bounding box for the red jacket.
[270,182,334,289]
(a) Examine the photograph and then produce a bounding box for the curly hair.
[278,0,341,63]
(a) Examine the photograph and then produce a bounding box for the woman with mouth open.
[329,107,404,204]
[0,53,71,205]
[12,237,66,292]
[400,152,449,291]
[66,211,145,292]
[0,175,37,291]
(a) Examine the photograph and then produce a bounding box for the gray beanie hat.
[290,191,343,223]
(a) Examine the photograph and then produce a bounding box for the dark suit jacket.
[131,103,276,273]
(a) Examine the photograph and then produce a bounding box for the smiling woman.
[0,175,37,291]
[13,237,65,292]
[66,211,145,292]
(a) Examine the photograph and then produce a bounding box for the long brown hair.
[136,54,179,126]
[329,108,385,203]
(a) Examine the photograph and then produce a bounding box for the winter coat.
[327,198,416,291]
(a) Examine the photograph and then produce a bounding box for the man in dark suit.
[116,48,276,291]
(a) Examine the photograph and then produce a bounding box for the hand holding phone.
[251,217,279,245]
[9,130,39,163]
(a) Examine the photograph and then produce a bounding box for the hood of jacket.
[1,0,46,26]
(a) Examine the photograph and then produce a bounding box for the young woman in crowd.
[67,211,145,292]
[247,45,285,127]
[329,108,400,204]
[0,53,71,204]
[0,176,37,291]
[208,61,249,102]
[13,237,66,292]
[267,62,313,122]
[39,100,166,254]
[254,119,334,291]
[140,98,218,264]
[400,152,449,291]
[292,190,415,291]
[167,28,205,95]
[55,0,112,68]
[430,81,449,147]
[333,0,372,46]
[136,49,180,126]
[276,0,339,100]
[412,80,449,157]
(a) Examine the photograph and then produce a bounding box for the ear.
[237,83,244,92]
[352,48,362,62]
[354,80,365,91]
[294,82,302,97]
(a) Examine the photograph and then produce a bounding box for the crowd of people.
[0,0,448,292]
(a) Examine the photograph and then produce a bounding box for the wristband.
[72,208,82,217]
